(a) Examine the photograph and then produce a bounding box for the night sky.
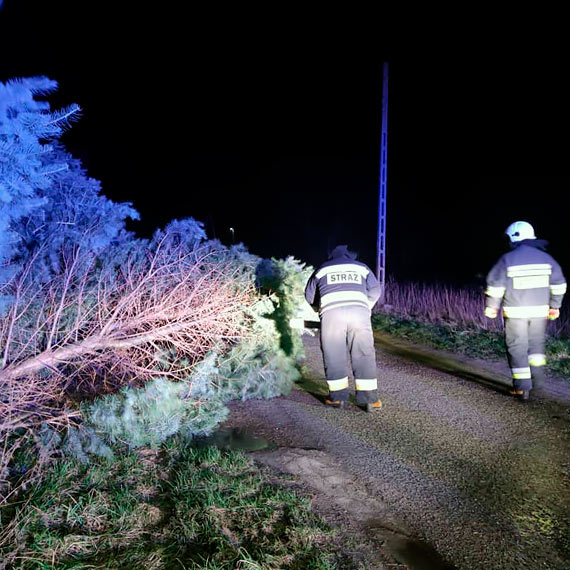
[1,3,569,285]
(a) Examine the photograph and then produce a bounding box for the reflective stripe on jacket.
[485,239,566,318]
[305,254,381,315]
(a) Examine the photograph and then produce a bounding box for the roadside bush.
[372,313,506,360]
[380,278,501,331]
[381,277,570,336]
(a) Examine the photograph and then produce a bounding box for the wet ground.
[218,332,570,570]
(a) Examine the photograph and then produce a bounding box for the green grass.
[372,313,506,359]
[1,441,351,569]
[372,313,570,379]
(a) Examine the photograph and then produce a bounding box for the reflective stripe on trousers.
[504,317,547,391]
[320,306,378,404]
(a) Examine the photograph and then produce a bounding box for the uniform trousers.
[320,306,379,404]
[504,317,547,391]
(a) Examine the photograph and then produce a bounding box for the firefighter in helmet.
[304,244,383,411]
[485,221,566,401]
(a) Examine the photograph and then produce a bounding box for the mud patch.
[254,447,457,570]
[194,426,271,451]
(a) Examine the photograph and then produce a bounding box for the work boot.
[365,400,382,413]
[324,399,345,409]
[509,389,530,402]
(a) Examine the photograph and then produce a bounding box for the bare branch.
[0,237,257,501]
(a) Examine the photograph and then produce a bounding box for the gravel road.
[222,331,570,570]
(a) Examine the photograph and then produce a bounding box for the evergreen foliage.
[13,143,139,283]
[37,423,115,464]
[256,256,313,363]
[150,217,207,251]
[188,298,300,403]
[0,77,80,308]
[0,77,139,314]
[187,254,313,403]
[84,377,229,448]
[80,251,312,451]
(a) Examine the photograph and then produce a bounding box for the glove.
[484,307,498,319]
[548,308,560,321]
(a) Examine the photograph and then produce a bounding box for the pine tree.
[13,143,139,283]
[0,77,80,311]
[0,77,141,311]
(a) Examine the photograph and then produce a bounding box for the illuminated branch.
[0,238,257,496]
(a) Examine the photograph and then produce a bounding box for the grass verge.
[1,440,353,569]
[372,313,570,380]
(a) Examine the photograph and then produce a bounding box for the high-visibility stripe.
[316,264,370,279]
[321,301,369,314]
[512,367,531,379]
[512,275,550,289]
[507,264,552,278]
[550,282,567,295]
[485,286,506,298]
[321,291,369,307]
[503,305,549,318]
[528,353,546,367]
[327,377,349,391]
[355,378,377,391]
[484,307,498,318]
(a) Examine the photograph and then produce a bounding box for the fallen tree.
[0,235,257,497]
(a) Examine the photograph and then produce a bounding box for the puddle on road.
[194,427,271,451]
[366,523,457,570]
[385,536,457,570]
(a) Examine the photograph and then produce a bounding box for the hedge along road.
[222,330,570,570]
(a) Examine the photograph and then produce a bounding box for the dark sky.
[1,2,569,285]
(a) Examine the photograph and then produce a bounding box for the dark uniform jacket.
[485,239,567,318]
[304,245,382,315]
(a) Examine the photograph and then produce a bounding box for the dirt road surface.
[220,331,570,570]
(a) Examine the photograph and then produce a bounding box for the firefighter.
[304,244,383,411]
[485,221,566,401]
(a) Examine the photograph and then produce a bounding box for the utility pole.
[376,62,389,303]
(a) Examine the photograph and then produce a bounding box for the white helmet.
[505,221,536,243]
